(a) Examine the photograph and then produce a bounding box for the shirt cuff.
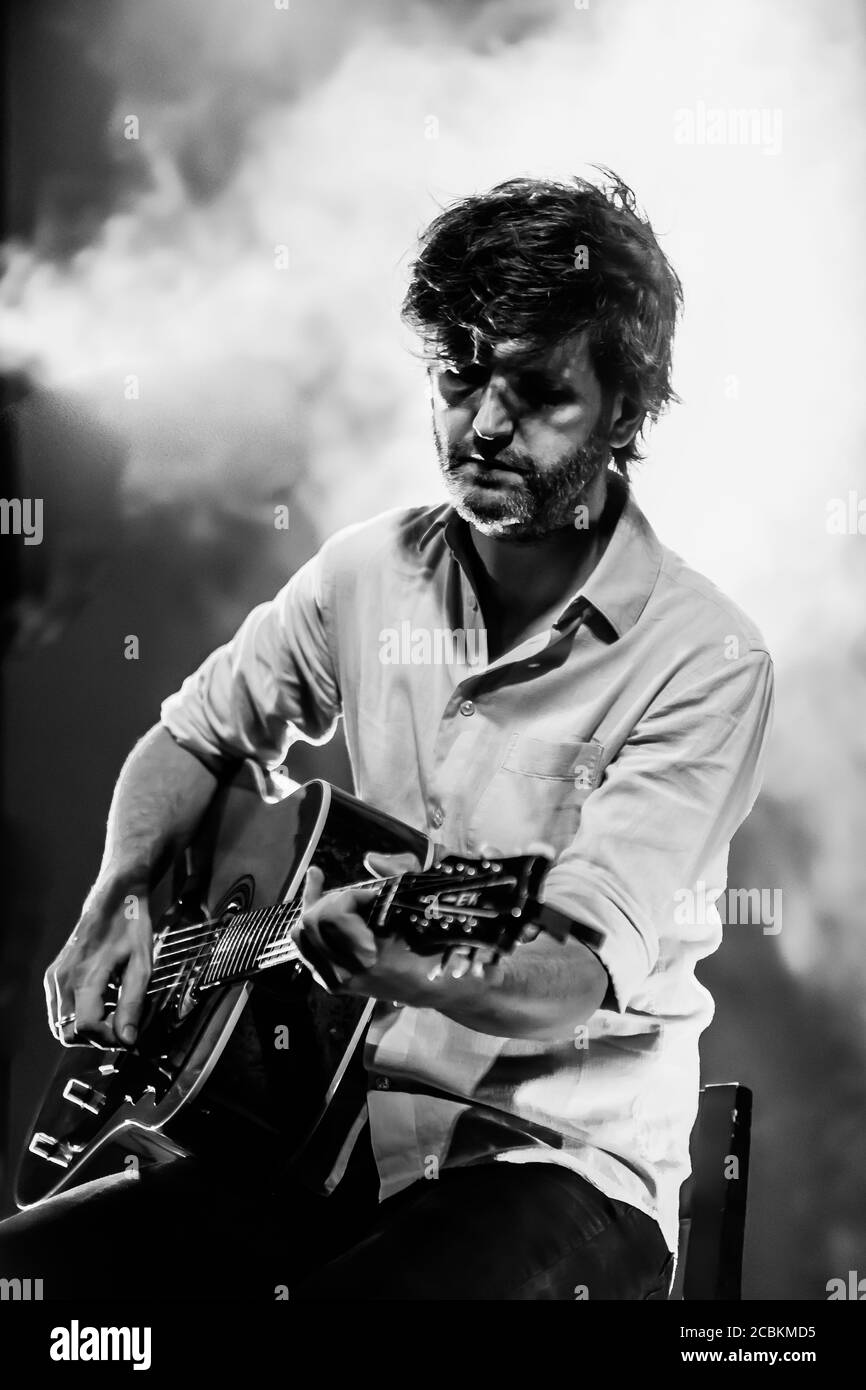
[539,877,658,1014]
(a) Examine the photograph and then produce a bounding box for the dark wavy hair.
[401,169,683,473]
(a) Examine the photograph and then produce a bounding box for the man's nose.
[472,385,514,455]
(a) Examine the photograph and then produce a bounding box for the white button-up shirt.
[161,472,774,1253]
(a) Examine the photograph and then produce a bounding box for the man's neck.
[465,467,621,640]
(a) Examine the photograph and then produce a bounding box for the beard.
[434,426,612,540]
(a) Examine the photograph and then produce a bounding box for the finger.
[58,1012,107,1050]
[518,922,543,944]
[44,969,65,1042]
[72,966,119,1047]
[303,883,379,934]
[427,946,455,982]
[302,883,379,970]
[477,842,501,859]
[302,865,325,912]
[470,947,496,979]
[113,950,151,1047]
[525,840,555,859]
[449,948,472,980]
[318,917,378,972]
[290,920,351,993]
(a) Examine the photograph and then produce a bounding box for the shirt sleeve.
[160,547,341,777]
[540,647,775,1012]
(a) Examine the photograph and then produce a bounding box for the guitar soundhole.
[214,875,255,919]
[215,872,255,917]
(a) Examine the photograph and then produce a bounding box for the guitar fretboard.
[198,875,390,987]
[200,901,303,984]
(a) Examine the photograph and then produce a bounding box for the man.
[1,173,773,1300]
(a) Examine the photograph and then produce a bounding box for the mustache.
[448,448,533,474]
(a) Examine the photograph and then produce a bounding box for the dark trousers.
[0,1128,673,1300]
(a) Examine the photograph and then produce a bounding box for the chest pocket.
[470,735,604,856]
[502,734,603,789]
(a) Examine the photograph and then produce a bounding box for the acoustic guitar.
[17,765,552,1208]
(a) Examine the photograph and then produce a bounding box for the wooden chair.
[669,1082,752,1300]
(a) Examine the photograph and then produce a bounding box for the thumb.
[302,864,325,913]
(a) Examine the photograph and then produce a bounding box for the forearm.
[419,935,608,1041]
[95,723,222,892]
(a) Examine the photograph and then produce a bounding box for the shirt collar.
[417,471,663,640]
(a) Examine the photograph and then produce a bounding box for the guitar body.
[16,772,432,1208]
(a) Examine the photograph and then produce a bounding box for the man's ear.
[606,390,644,452]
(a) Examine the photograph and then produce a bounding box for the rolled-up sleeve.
[160,548,341,776]
[541,648,775,1012]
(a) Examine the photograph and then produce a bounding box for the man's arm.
[99,724,220,889]
[293,646,775,1039]
[45,725,221,1048]
[292,864,607,1039]
[47,545,341,1049]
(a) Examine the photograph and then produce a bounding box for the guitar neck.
[198,876,390,989]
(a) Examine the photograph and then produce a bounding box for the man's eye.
[515,379,571,406]
[441,365,487,391]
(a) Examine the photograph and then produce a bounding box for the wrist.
[93,859,152,903]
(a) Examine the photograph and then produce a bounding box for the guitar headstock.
[370,851,551,958]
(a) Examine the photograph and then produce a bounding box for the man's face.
[429,332,613,539]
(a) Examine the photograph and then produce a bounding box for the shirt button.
[459,699,475,716]
[431,806,445,828]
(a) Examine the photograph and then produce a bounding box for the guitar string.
[147,881,377,990]
[145,905,507,999]
[146,873,506,981]
[144,871,518,997]
[145,874,389,976]
[145,913,505,1000]
[145,869,466,971]
[152,902,305,991]
[148,873,393,960]
[147,869,513,976]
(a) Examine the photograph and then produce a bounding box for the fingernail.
[121,1025,137,1044]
